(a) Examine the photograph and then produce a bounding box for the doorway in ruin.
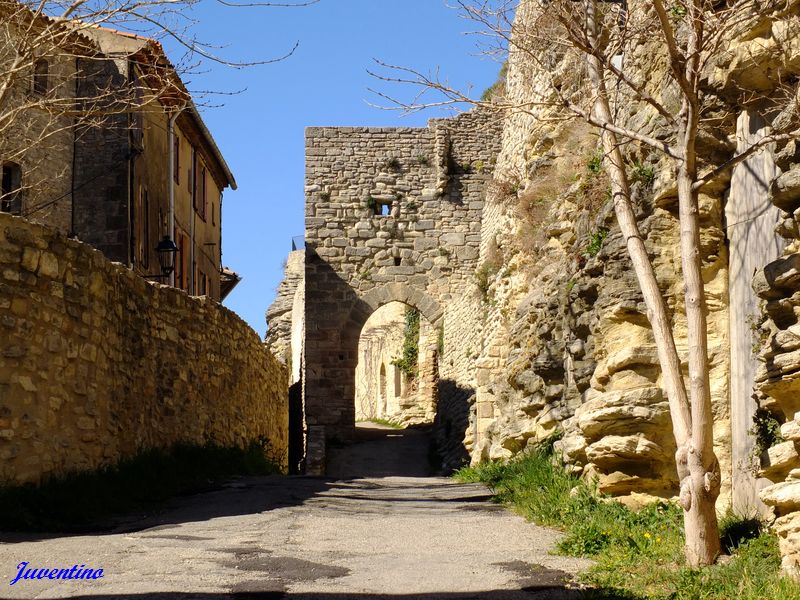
[354,301,439,427]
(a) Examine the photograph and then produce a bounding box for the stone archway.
[304,278,443,449]
[301,114,502,474]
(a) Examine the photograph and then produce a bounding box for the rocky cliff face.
[469,0,742,509]
[471,0,800,572]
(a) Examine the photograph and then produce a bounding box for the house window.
[32,59,49,95]
[194,165,207,220]
[136,186,149,269]
[195,268,207,296]
[1,162,22,215]
[211,201,215,227]
[187,148,193,188]
[173,136,180,184]
[174,229,189,291]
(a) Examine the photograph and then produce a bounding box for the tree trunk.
[675,163,721,566]
[585,0,720,567]
[583,0,690,459]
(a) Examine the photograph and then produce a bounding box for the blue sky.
[182,0,504,336]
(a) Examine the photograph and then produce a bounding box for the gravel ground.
[0,424,592,599]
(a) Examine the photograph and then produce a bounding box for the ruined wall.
[354,303,438,426]
[0,212,288,484]
[303,110,503,472]
[266,249,305,370]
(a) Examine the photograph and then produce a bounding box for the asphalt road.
[0,424,591,599]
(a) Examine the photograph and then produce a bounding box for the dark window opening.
[1,163,22,215]
[33,59,48,95]
[136,186,149,269]
[394,366,402,397]
[194,158,207,221]
[394,257,401,266]
[373,200,392,217]
[173,136,180,184]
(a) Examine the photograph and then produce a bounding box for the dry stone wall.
[0,212,288,484]
[756,132,800,576]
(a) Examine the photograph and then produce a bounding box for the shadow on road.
[0,423,441,542]
[29,589,642,599]
[326,423,437,479]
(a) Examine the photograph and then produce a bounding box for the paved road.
[0,424,591,599]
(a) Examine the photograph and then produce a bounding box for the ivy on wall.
[392,308,420,379]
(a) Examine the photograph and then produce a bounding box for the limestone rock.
[576,387,669,439]
[760,441,800,482]
[761,481,800,513]
[585,434,665,466]
[774,512,800,578]
[782,418,800,442]
[772,166,800,211]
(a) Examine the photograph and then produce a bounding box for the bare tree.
[0,0,316,220]
[370,0,800,566]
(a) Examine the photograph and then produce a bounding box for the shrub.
[630,161,656,187]
[382,157,402,172]
[587,152,604,175]
[751,408,784,457]
[586,228,609,257]
[457,441,800,599]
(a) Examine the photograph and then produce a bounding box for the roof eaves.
[186,102,237,191]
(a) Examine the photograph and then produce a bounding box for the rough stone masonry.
[0,212,289,484]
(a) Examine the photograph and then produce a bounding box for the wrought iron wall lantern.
[155,236,178,277]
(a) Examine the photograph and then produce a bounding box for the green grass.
[0,440,282,532]
[455,441,800,599]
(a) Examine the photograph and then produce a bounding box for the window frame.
[32,58,49,96]
[1,163,22,215]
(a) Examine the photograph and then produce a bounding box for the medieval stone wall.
[266,249,305,371]
[0,212,288,484]
[302,110,503,472]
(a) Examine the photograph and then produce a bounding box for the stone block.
[21,248,40,272]
[763,254,800,291]
[441,233,465,246]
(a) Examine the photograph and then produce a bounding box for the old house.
[0,2,238,301]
